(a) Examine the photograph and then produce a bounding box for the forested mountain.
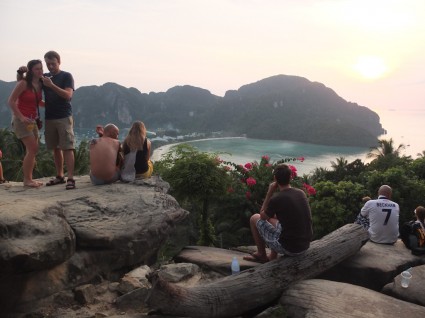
[0,75,384,147]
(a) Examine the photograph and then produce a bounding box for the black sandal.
[46,176,66,186]
[65,178,76,190]
[0,179,8,184]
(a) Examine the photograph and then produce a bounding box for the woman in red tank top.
[8,59,44,187]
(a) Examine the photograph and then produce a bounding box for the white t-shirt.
[360,195,399,244]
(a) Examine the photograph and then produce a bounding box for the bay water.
[73,109,425,176]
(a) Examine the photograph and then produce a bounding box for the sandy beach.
[151,137,245,162]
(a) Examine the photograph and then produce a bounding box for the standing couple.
[8,51,76,189]
[89,121,153,185]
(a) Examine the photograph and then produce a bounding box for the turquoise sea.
[152,138,367,176]
[151,109,425,176]
[71,109,425,176]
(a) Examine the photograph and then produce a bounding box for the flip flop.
[243,252,268,264]
[0,179,8,184]
[24,181,43,188]
[65,178,76,190]
[46,176,66,186]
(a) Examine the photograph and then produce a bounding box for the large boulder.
[382,264,425,306]
[319,240,425,290]
[0,175,188,312]
[280,279,425,318]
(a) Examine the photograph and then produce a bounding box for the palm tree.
[417,150,425,158]
[367,138,405,159]
[330,156,348,171]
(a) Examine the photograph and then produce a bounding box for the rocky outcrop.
[0,175,188,313]
[319,240,425,290]
[382,265,425,307]
[3,175,425,317]
[280,279,425,318]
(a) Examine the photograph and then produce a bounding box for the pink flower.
[246,177,257,187]
[303,183,316,196]
[297,157,305,162]
[246,191,251,200]
[244,162,253,170]
[214,157,223,165]
[224,166,231,171]
[262,155,270,162]
[288,165,297,178]
[227,187,234,193]
[238,164,249,174]
[265,163,272,167]
[308,187,316,196]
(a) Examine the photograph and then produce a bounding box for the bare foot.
[268,250,278,261]
[24,181,43,188]
[243,252,269,263]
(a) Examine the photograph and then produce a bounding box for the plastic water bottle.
[231,256,240,275]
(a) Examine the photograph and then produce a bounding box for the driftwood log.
[146,224,369,318]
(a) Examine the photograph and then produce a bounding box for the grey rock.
[319,239,425,290]
[0,200,76,273]
[382,264,425,306]
[0,175,188,313]
[114,287,150,310]
[281,279,425,318]
[53,289,76,307]
[74,283,96,305]
[158,263,200,283]
[117,265,152,294]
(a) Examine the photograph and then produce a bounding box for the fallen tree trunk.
[146,224,369,318]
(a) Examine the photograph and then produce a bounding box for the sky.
[1,0,425,113]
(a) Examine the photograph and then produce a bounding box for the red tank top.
[17,88,41,118]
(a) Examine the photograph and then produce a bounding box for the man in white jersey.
[359,185,399,244]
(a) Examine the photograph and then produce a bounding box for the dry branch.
[146,223,369,318]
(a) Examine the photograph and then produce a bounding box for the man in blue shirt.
[41,51,76,189]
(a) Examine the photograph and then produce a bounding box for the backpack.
[400,220,425,255]
[416,225,425,247]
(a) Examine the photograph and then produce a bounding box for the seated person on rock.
[243,163,313,263]
[89,123,123,185]
[400,206,425,251]
[355,185,399,244]
[120,121,153,182]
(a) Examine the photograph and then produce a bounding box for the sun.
[353,56,387,79]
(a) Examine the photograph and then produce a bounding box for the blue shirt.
[43,70,74,120]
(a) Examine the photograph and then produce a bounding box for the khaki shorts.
[12,116,39,140]
[45,116,75,150]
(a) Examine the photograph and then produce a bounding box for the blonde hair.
[124,121,147,151]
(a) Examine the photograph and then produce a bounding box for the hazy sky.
[1,0,424,112]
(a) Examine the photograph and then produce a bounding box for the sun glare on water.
[353,55,388,80]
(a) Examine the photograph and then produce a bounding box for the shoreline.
[151,137,246,162]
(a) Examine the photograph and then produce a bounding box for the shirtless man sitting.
[89,124,122,185]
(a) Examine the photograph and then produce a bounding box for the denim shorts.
[90,170,120,185]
